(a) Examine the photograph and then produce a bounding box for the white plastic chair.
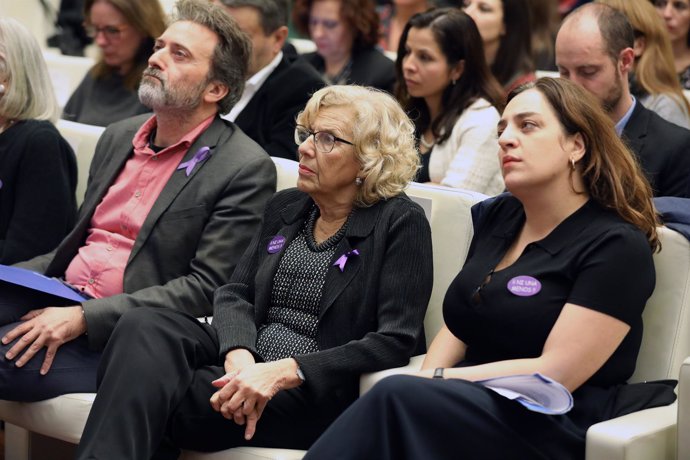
[288,38,316,55]
[42,51,95,111]
[55,119,106,206]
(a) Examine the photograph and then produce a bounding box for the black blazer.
[213,188,433,406]
[235,53,324,160]
[18,114,277,349]
[304,47,396,93]
[0,120,77,264]
[622,102,690,197]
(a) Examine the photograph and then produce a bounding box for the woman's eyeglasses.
[84,24,129,41]
[295,125,354,153]
[471,269,495,305]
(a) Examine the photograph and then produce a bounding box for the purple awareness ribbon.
[177,146,211,177]
[333,249,360,272]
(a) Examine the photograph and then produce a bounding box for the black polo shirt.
[444,194,655,387]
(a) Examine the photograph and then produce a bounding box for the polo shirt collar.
[491,199,602,255]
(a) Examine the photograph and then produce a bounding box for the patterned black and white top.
[256,207,350,362]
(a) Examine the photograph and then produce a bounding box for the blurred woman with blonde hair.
[652,0,690,89]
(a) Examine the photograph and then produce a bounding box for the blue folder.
[0,265,88,302]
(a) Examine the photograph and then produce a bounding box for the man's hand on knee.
[1,305,87,374]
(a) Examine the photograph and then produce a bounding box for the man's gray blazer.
[17,114,277,349]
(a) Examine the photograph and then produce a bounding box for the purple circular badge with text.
[267,235,286,254]
[507,275,542,297]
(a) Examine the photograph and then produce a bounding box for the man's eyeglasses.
[294,125,354,153]
[471,269,495,306]
[84,24,129,41]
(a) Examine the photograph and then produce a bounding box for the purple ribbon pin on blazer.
[333,249,360,272]
[177,146,211,177]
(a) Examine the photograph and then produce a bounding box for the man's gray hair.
[173,0,252,114]
[218,0,289,34]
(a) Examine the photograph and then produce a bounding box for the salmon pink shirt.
[64,114,215,298]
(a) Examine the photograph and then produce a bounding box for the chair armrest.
[585,403,677,460]
[678,357,690,460]
[359,355,426,395]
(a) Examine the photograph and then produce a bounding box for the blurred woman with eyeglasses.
[292,0,396,92]
[62,0,166,127]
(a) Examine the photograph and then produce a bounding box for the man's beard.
[601,70,624,114]
[138,67,208,111]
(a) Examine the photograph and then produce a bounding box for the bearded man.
[556,2,690,197]
[0,0,276,402]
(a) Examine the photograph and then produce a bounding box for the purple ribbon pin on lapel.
[177,146,211,177]
[333,249,360,272]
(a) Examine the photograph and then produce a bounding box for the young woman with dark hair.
[396,8,505,193]
[464,0,536,94]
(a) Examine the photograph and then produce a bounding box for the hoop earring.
[570,158,576,170]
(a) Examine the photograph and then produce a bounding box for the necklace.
[306,206,352,251]
[419,134,435,150]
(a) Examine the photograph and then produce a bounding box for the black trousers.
[0,283,101,401]
[304,375,587,460]
[75,308,344,460]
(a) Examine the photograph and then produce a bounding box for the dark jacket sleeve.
[211,192,288,358]
[255,59,324,160]
[1,124,77,264]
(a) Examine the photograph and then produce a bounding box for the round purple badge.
[507,275,542,297]
[267,235,286,254]
[0,179,3,189]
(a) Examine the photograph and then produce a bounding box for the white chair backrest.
[535,70,560,79]
[404,183,487,345]
[0,0,54,49]
[56,119,106,206]
[158,0,176,15]
[42,50,95,110]
[289,38,317,54]
[631,226,690,382]
[271,157,299,192]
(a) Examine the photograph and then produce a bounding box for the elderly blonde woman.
[75,85,433,459]
[0,18,77,264]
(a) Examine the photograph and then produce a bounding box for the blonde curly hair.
[296,85,419,207]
